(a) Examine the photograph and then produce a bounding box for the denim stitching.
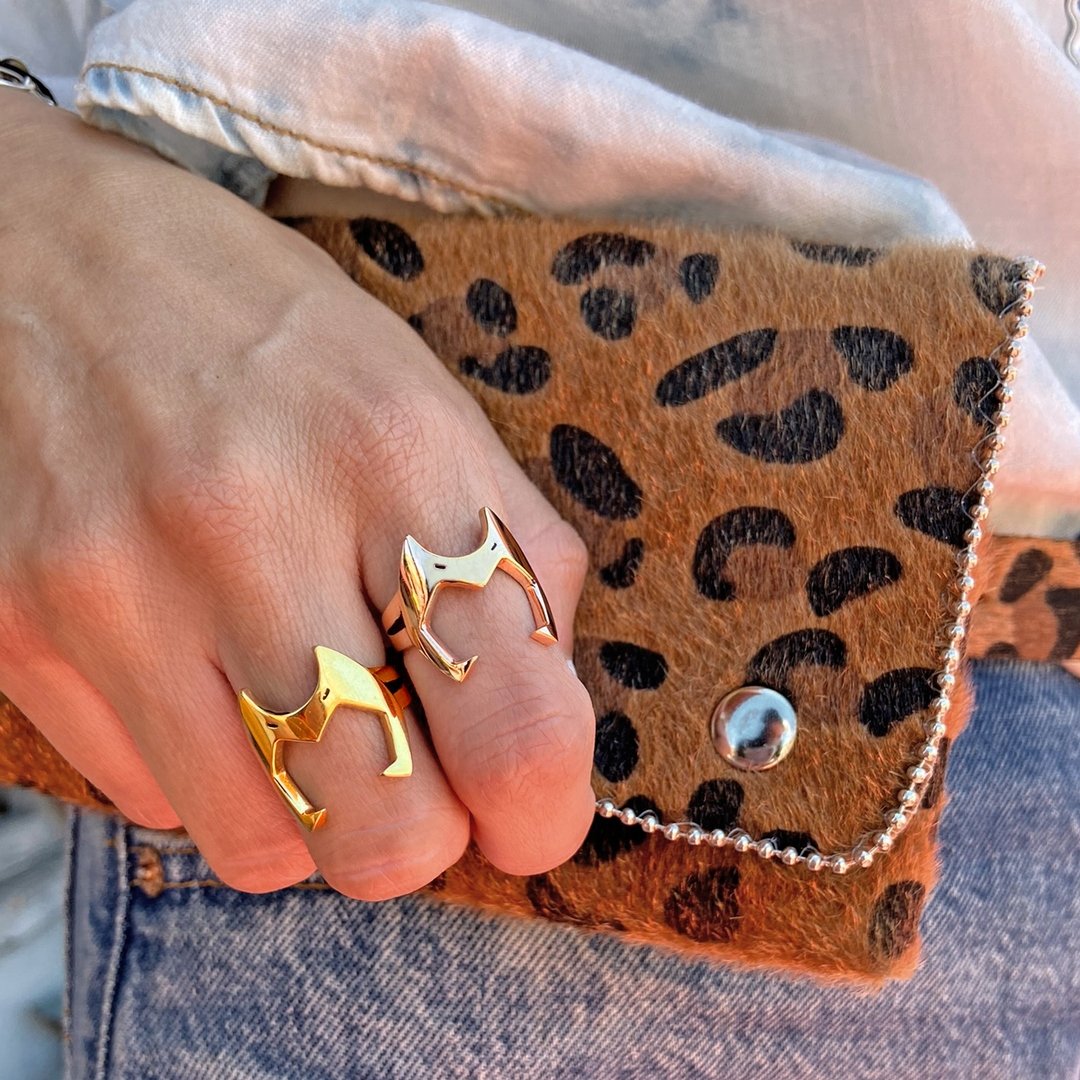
[62,807,79,1078]
[92,817,131,1080]
[80,62,521,212]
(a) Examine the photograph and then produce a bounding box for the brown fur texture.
[0,218,1050,986]
[968,537,1080,662]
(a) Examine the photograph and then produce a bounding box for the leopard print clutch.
[295,218,1045,985]
[3,217,1075,986]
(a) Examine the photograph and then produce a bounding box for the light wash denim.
[65,660,1080,1079]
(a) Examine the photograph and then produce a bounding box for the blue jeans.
[65,661,1080,1079]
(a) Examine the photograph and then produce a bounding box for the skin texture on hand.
[0,92,597,897]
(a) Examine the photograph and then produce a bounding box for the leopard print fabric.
[0,219,1056,984]
[284,218,1033,983]
[968,537,1080,663]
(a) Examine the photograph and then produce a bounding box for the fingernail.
[566,657,578,679]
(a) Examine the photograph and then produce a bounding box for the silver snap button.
[711,686,797,772]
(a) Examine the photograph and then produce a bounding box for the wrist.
[0,81,80,178]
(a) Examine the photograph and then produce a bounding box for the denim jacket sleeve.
[72,0,967,237]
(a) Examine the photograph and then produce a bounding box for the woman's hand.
[0,92,596,896]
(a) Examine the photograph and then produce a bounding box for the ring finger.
[214,539,471,899]
[93,532,470,898]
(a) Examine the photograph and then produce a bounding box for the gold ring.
[380,506,558,682]
[237,646,413,831]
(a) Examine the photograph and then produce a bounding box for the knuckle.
[534,517,589,590]
[317,808,469,901]
[327,383,473,495]
[145,452,283,570]
[464,692,594,812]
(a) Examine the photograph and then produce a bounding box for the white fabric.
[3,0,1079,534]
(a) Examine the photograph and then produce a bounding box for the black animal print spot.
[580,287,636,340]
[550,232,656,285]
[716,389,844,464]
[791,240,881,267]
[600,538,645,589]
[526,874,627,931]
[831,327,914,391]
[999,547,1053,602]
[868,881,926,961]
[465,278,517,336]
[687,779,744,832]
[746,629,847,699]
[760,830,818,854]
[664,866,740,943]
[894,487,970,547]
[594,711,640,783]
[1048,588,1080,660]
[406,313,424,334]
[920,737,951,810]
[985,641,1019,659]
[655,329,779,406]
[970,255,1028,316]
[599,641,668,690]
[460,346,551,394]
[526,874,577,922]
[859,668,936,737]
[805,547,903,617]
[550,425,643,519]
[693,507,796,601]
[573,794,661,865]
[679,253,720,303]
[349,218,424,281]
[954,357,1000,426]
